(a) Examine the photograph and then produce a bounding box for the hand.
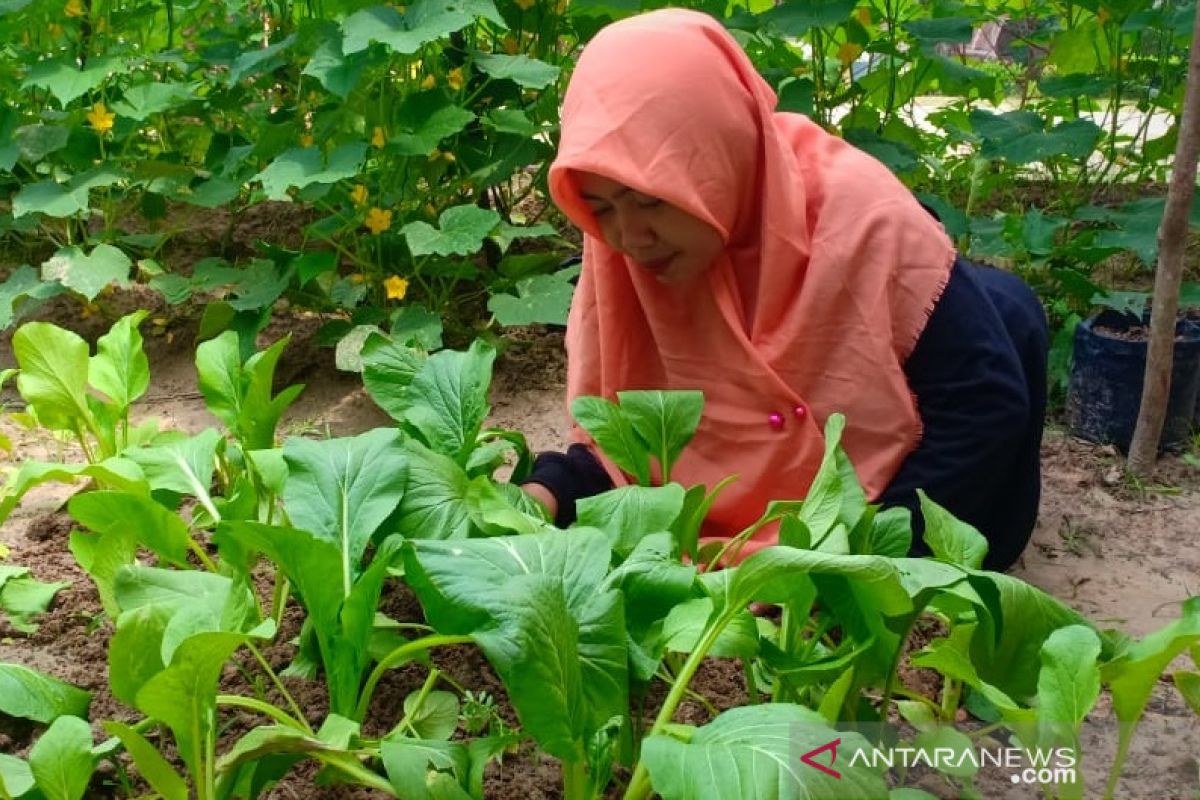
[521,482,559,522]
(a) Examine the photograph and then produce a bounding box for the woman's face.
[577,171,725,285]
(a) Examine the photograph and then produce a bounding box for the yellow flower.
[447,67,464,91]
[64,0,85,17]
[420,73,436,90]
[349,184,368,206]
[854,6,871,25]
[364,207,392,235]
[299,133,314,147]
[442,151,455,162]
[384,275,409,301]
[837,42,863,69]
[502,34,519,55]
[86,101,115,134]
[371,126,387,148]
[515,0,534,9]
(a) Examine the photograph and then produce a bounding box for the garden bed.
[1,304,1198,799]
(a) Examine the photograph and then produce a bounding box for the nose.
[612,207,655,251]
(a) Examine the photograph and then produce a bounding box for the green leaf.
[380,738,471,800]
[69,489,191,598]
[472,53,559,88]
[903,16,974,45]
[0,574,69,633]
[919,491,988,569]
[228,34,296,84]
[970,110,1101,164]
[0,664,91,724]
[641,704,888,799]
[303,37,370,99]
[361,333,428,421]
[135,630,257,781]
[12,321,93,432]
[28,715,94,800]
[0,458,145,528]
[12,182,90,218]
[21,57,121,106]
[392,91,477,157]
[0,753,34,798]
[490,221,558,254]
[570,396,650,485]
[1036,625,1102,747]
[402,340,495,462]
[1101,597,1200,773]
[487,272,576,326]
[753,0,858,36]
[253,143,367,200]
[196,331,304,450]
[662,597,758,658]
[969,571,1100,701]
[341,0,506,55]
[41,244,132,301]
[616,390,704,482]
[402,205,500,257]
[113,566,249,662]
[102,721,189,800]
[88,310,150,412]
[1174,671,1200,715]
[282,428,408,592]
[403,690,460,740]
[125,429,222,505]
[111,82,197,121]
[391,440,474,540]
[13,124,70,164]
[404,531,627,755]
[575,484,686,558]
[0,264,66,329]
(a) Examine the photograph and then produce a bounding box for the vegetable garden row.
[0,311,1198,799]
[2,0,1200,797]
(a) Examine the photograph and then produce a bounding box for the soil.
[1,299,1199,798]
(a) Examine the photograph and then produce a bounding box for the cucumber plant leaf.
[402,205,500,258]
[41,244,132,301]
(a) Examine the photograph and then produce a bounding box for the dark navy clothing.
[524,257,1047,572]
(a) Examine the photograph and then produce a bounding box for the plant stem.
[354,634,474,722]
[216,694,306,730]
[391,668,439,737]
[623,610,736,800]
[562,758,590,800]
[187,538,219,572]
[245,642,312,733]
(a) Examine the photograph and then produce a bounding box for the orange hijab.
[549,9,955,553]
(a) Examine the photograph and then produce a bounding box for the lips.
[638,254,675,273]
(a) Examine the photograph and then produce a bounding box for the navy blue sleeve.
[521,444,614,527]
[879,258,1046,569]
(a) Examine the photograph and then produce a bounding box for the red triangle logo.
[799,738,842,779]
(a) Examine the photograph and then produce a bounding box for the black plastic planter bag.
[1068,310,1200,452]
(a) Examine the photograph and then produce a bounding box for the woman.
[520,8,1047,572]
